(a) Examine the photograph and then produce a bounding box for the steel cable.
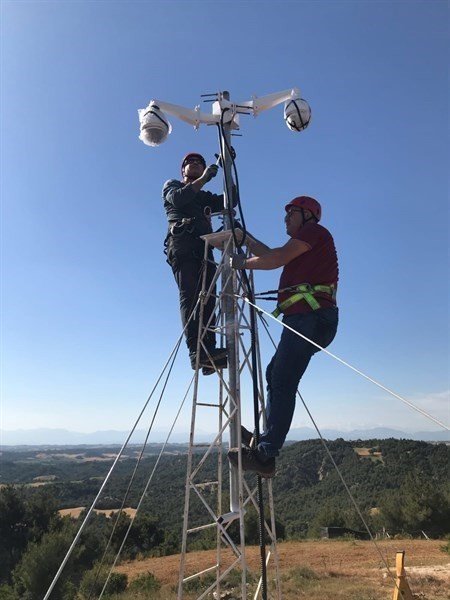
[243,296,449,432]
[87,335,183,600]
[98,374,196,599]
[257,313,403,594]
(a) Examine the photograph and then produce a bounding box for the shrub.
[183,573,215,593]
[77,567,127,599]
[281,566,320,594]
[283,565,319,584]
[0,584,19,600]
[441,535,450,555]
[128,572,161,593]
[104,573,127,594]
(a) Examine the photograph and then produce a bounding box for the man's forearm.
[231,235,310,272]
[243,248,285,270]
[245,234,271,257]
[190,165,219,193]
[190,176,207,194]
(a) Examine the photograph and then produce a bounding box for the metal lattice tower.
[177,230,281,599]
[137,87,307,599]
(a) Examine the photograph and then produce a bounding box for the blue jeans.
[258,307,339,459]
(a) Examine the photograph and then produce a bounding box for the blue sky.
[1,0,448,440]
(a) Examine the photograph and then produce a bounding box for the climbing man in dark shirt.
[162,152,232,375]
[227,196,339,477]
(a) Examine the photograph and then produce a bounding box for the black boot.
[227,447,276,478]
[190,348,228,371]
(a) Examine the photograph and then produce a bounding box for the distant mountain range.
[1,426,448,446]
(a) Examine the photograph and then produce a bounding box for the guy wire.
[43,299,201,600]
[257,313,403,593]
[88,334,184,600]
[98,375,196,599]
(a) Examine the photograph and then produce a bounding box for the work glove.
[230,254,247,270]
[202,164,219,182]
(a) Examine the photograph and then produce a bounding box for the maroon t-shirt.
[278,223,339,315]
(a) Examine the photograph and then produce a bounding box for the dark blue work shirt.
[162,179,235,236]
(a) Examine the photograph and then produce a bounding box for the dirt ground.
[115,539,449,599]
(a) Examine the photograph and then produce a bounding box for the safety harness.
[267,283,336,318]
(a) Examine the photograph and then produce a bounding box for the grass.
[113,539,450,599]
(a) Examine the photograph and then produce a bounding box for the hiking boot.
[201,366,215,376]
[190,348,228,371]
[241,425,255,448]
[208,347,227,361]
[227,447,276,478]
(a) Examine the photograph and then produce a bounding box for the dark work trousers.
[258,306,339,458]
[169,245,218,357]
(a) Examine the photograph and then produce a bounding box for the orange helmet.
[285,196,322,222]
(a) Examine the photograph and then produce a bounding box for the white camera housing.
[138,104,172,146]
[284,98,311,132]
[138,89,312,150]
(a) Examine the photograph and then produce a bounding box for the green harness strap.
[272,283,335,318]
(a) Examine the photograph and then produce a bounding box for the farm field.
[115,538,450,599]
[58,506,138,519]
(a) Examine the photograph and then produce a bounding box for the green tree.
[378,473,450,537]
[25,488,58,543]
[12,515,110,599]
[12,522,77,600]
[0,486,28,583]
[401,475,450,536]
[308,502,346,537]
[0,486,60,584]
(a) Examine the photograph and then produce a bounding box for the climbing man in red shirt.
[228,196,339,477]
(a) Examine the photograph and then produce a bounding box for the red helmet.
[181,152,206,176]
[285,196,322,222]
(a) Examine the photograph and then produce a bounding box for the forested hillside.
[1,439,449,598]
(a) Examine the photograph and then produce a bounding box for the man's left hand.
[202,164,219,183]
[230,254,246,270]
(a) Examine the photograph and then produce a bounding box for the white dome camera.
[284,98,311,132]
[138,103,172,147]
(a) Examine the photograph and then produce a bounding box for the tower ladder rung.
[195,480,219,489]
[187,522,217,534]
[183,565,218,583]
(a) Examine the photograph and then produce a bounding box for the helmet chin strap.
[300,208,317,225]
[182,162,205,182]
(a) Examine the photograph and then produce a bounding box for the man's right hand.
[201,164,219,183]
[230,254,247,270]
